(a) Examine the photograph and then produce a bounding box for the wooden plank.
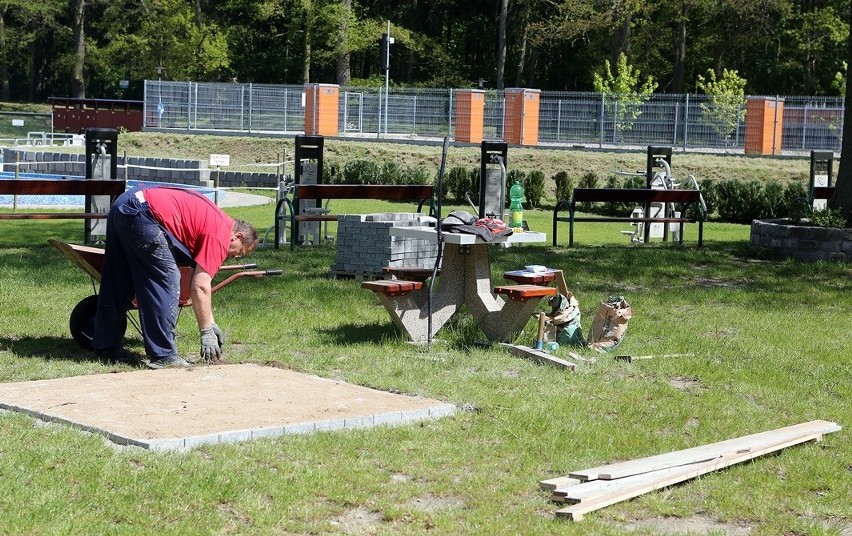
[555,425,839,521]
[499,343,577,371]
[539,476,583,491]
[568,420,841,481]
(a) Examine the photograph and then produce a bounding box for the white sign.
[209,154,230,167]
[12,119,24,127]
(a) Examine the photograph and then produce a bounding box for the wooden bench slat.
[295,184,433,201]
[570,187,702,204]
[0,212,109,220]
[493,284,557,301]
[361,279,424,296]
[0,179,125,196]
[503,271,557,285]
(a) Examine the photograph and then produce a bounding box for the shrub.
[698,179,716,218]
[553,171,573,203]
[342,159,381,184]
[577,172,599,212]
[810,207,847,228]
[523,170,545,208]
[761,181,784,218]
[403,165,430,186]
[782,182,809,222]
[445,166,470,202]
[381,161,403,185]
[715,179,766,224]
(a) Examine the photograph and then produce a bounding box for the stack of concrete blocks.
[332,213,438,277]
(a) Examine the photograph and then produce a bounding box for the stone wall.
[1,149,278,189]
[332,213,438,276]
[751,218,852,262]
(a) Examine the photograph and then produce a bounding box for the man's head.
[228,219,259,259]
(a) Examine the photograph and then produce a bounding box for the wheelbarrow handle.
[220,263,258,271]
[211,268,283,294]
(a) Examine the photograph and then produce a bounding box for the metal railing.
[143,81,844,153]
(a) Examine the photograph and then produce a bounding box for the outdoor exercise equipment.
[84,127,119,243]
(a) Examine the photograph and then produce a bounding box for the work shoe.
[146,355,192,369]
[95,348,143,365]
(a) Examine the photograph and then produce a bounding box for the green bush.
[403,165,431,186]
[714,179,767,224]
[523,170,545,208]
[577,172,599,212]
[381,161,403,185]
[553,171,573,203]
[698,179,716,217]
[782,182,809,222]
[342,159,381,184]
[761,181,784,218]
[810,207,847,228]
[445,166,470,202]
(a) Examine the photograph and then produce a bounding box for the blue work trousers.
[93,189,182,359]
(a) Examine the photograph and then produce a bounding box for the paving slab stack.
[332,213,438,278]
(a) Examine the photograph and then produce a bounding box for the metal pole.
[384,20,390,135]
[599,93,605,148]
[683,94,689,152]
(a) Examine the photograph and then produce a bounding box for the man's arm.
[190,265,215,328]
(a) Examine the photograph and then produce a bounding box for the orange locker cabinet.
[744,97,784,155]
[503,88,540,146]
[304,84,340,136]
[454,90,486,143]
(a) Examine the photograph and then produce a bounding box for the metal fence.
[143,80,844,153]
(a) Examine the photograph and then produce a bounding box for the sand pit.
[0,363,455,451]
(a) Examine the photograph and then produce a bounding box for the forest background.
[0,0,849,104]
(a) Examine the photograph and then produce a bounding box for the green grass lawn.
[0,202,849,534]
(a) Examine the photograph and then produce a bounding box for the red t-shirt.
[144,188,234,276]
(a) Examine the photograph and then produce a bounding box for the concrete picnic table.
[367,226,550,343]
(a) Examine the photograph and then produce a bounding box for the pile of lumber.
[539,420,841,521]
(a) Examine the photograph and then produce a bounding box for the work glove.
[200,326,223,360]
[210,323,225,347]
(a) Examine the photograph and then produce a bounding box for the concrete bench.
[274,184,434,250]
[553,187,706,247]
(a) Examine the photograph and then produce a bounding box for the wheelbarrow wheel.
[69,295,126,350]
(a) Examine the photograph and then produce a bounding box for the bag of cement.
[544,292,584,346]
[587,296,632,352]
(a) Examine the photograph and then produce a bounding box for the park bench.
[274,183,435,250]
[552,187,706,248]
[0,179,126,241]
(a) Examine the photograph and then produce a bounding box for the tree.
[830,13,852,224]
[71,0,85,97]
[336,0,352,86]
[593,52,658,135]
[696,68,747,145]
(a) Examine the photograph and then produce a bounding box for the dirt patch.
[407,493,465,513]
[331,506,383,535]
[0,363,455,450]
[621,515,752,535]
[669,376,701,391]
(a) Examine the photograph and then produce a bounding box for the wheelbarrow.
[48,239,283,350]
